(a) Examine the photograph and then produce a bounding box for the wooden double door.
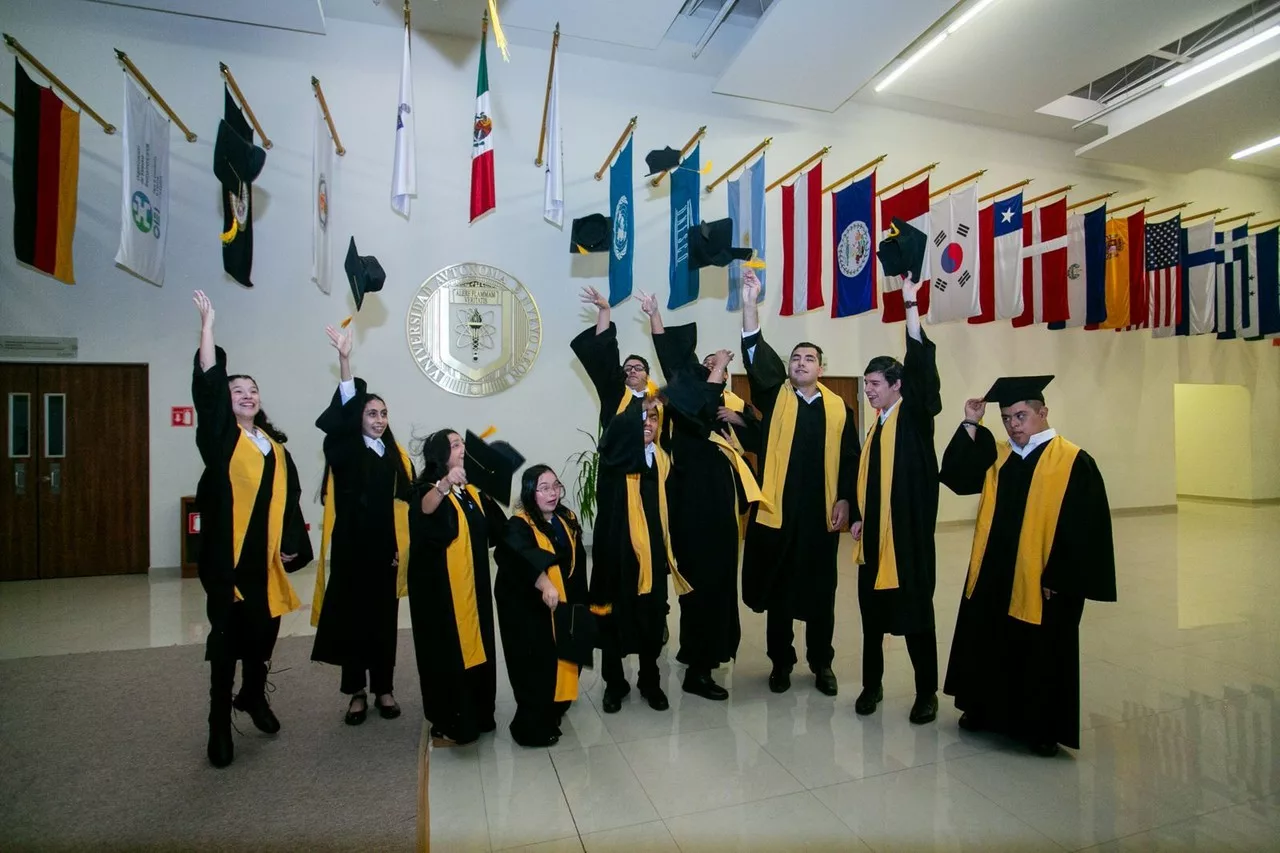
[729,374,862,470]
[0,363,150,580]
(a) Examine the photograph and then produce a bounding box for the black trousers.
[209,596,281,719]
[341,663,394,696]
[863,629,938,696]
[599,613,661,691]
[766,600,835,672]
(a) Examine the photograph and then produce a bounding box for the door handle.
[14,462,26,496]
[40,463,61,495]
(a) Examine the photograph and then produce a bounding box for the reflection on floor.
[2,501,1277,851]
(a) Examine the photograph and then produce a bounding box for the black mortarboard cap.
[984,376,1054,408]
[553,603,598,667]
[688,219,754,269]
[877,217,927,283]
[658,372,714,431]
[645,146,682,176]
[570,213,611,254]
[213,119,266,192]
[464,430,526,506]
[345,237,386,312]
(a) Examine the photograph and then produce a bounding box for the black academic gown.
[310,379,409,677]
[407,485,506,742]
[590,405,671,655]
[653,323,753,669]
[855,331,942,636]
[494,512,589,743]
[570,322,647,429]
[939,426,1117,748]
[739,331,860,621]
[192,347,308,664]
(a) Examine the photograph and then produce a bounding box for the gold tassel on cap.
[479,425,498,440]
[487,0,510,61]
[340,315,354,329]
[743,257,766,270]
[220,220,239,245]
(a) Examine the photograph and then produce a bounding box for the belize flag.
[831,171,876,318]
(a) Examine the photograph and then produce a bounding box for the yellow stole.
[854,404,900,589]
[514,510,579,703]
[444,484,489,669]
[228,429,301,618]
[708,431,770,540]
[755,383,845,530]
[965,436,1080,625]
[311,444,414,628]
[625,444,691,596]
[615,379,658,416]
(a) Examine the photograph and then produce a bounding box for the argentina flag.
[726,156,766,310]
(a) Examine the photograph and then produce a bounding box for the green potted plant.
[565,427,600,532]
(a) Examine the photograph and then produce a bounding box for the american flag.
[1147,216,1182,337]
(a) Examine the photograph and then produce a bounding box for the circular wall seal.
[406,262,542,397]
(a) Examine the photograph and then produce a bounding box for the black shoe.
[683,672,729,701]
[768,667,792,694]
[511,727,560,748]
[602,682,630,714]
[909,693,938,725]
[207,719,234,768]
[639,683,670,711]
[1030,740,1060,758]
[376,695,401,720]
[957,712,984,732]
[344,693,368,726]
[814,667,838,697]
[854,685,883,715]
[233,692,281,734]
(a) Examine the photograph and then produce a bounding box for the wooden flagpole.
[311,76,345,156]
[1217,211,1258,227]
[594,116,636,181]
[1146,201,1191,219]
[115,49,197,142]
[1249,216,1279,230]
[1108,196,1152,216]
[1066,190,1115,211]
[929,169,986,199]
[219,62,272,149]
[822,153,888,194]
[705,137,772,194]
[876,162,938,197]
[0,100,12,117]
[1022,184,1073,206]
[534,23,559,167]
[1182,208,1225,224]
[978,178,1032,203]
[3,34,115,133]
[651,125,708,187]
[767,146,831,193]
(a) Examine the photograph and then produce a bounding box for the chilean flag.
[780,161,823,316]
[1012,197,1069,327]
[970,194,1024,324]
[469,31,496,222]
[880,179,931,322]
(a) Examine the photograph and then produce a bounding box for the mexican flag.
[469,32,496,222]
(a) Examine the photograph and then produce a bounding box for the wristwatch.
[903,300,918,309]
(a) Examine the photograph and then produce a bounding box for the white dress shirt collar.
[240,425,272,456]
[878,398,902,424]
[1009,427,1057,460]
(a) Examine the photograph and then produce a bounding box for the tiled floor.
[2,501,1278,851]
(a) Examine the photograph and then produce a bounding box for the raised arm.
[939,399,998,495]
[900,278,942,424]
[191,291,235,457]
[316,326,365,441]
[194,290,216,372]
[583,285,611,336]
[737,271,786,415]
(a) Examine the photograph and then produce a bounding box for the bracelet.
[961,419,980,428]
[436,481,449,496]
[903,300,918,309]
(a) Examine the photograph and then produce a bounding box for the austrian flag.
[469,28,496,222]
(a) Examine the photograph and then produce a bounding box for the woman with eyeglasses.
[493,465,588,747]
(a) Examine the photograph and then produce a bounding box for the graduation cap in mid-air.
[877,217,927,283]
[213,119,267,192]
[464,429,526,507]
[984,375,1054,408]
[688,219,759,270]
[658,371,715,431]
[345,237,386,312]
[645,146,683,176]
[570,213,611,254]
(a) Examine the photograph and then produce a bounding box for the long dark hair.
[227,374,288,443]
[517,463,581,540]
[414,427,458,487]
[363,392,412,488]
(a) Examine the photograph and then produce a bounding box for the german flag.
[12,60,80,285]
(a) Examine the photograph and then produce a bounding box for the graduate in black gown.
[850,276,943,724]
[493,465,589,747]
[407,429,506,746]
[939,376,1117,756]
[190,291,310,769]
[591,397,692,713]
[570,285,657,428]
[639,293,765,701]
[737,270,860,696]
[310,325,413,725]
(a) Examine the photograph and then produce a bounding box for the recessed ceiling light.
[1231,134,1280,160]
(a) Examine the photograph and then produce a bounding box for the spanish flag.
[12,60,79,285]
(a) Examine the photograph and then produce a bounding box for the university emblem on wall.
[406,263,541,397]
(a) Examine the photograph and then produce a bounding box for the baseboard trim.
[1177,494,1280,507]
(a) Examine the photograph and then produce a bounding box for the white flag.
[391,25,416,216]
[1063,214,1088,328]
[311,99,334,294]
[542,56,563,227]
[926,184,981,324]
[114,77,169,286]
[1184,220,1216,335]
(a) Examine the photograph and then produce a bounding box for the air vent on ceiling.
[0,336,79,359]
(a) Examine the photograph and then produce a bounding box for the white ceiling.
[85,0,326,33]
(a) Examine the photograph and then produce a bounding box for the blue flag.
[1216,225,1249,340]
[726,156,766,311]
[831,172,877,318]
[608,138,634,307]
[1083,206,1108,326]
[1250,227,1280,339]
[667,144,700,310]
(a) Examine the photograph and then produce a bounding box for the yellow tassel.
[888,222,901,239]
[487,0,510,61]
[743,258,767,269]
[479,425,497,440]
[220,219,238,245]
[575,244,588,255]
[699,161,713,175]
[340,315,354,329]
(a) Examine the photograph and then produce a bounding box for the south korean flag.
[927,184,982,324]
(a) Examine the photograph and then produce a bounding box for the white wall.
[2,0,1278,568]
[1173,384,1253,499]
